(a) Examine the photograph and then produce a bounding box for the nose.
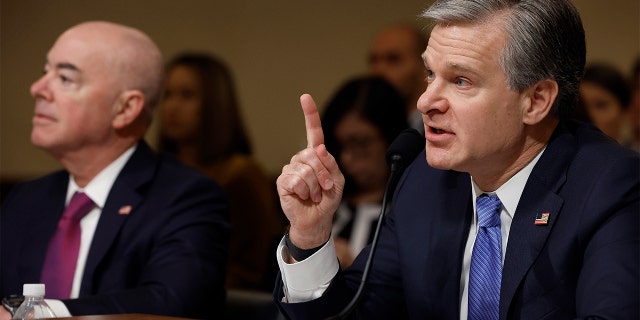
[417,79,448,116]
[30,73,52,101]
[369,58,387,76]
[369,63,384,77]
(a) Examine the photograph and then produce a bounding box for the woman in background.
[159,53,283,291]
[576,63,631,143]
[321,76,409,269]
[624,57,640,152]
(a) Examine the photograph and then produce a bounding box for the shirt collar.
[471,147,546,218]
[67,145,137,208]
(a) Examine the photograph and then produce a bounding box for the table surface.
[56,314,195,320]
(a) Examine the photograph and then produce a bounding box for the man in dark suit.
[0,21,229,319]
[273,0,639,319]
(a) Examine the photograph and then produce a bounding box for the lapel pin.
[535,212,550,225]
[118,205,132,215]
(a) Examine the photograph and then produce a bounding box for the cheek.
[163,100,201,127]
[182,101,202,126]
[460,101,521,150]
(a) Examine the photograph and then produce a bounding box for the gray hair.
[422,0,585,118]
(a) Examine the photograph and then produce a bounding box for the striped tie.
[468,194,502,320]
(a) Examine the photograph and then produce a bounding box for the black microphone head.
[386,128,425,169]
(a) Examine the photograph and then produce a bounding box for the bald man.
[369,24,428,131]
[0,21,229,319]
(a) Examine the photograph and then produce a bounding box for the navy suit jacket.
[274,121,639,319]
[1,141,230,319]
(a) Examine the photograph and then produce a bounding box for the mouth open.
[429,126,448,134]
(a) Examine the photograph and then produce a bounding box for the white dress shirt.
[45,146,135,317]
[276,148,545,318]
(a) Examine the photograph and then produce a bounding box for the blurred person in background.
[576,63,631,143]
[321,76,408,268]
[624,57,640,152]
[368,24,428,132]
[159,53,283,291]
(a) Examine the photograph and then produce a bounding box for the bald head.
[369,24,428,111]
[58,21,164,121]
[372,25,427,57]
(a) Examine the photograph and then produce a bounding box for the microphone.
[329,128,425,319]
[385,128,427,195]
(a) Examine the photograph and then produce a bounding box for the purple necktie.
[41,192,95,299]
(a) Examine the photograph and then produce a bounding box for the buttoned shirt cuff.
[44,299,71,317]
[276,235,339,303]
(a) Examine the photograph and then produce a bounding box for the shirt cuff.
[44,299,71,318]
[276,235,339,303]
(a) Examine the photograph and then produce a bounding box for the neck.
[472,118,558,192]
[57,139,138,188]
[175,142,200,168]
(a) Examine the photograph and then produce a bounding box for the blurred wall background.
[1,0,638,181]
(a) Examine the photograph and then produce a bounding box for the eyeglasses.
[339,136,381,158]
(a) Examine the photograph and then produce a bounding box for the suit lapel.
[499,123,576,319]
[401,163,472,318]
[80,142,158,294]
[436,172,473,318]
[20,172,69,282]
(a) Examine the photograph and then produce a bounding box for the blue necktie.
[468,194,502,320]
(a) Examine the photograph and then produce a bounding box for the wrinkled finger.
[314,144,344,190]
[278,159,323,203]
[301,94,325,148]
[293,147,334,192]
[276,167,310,201]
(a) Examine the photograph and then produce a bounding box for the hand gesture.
[276,94,345,249]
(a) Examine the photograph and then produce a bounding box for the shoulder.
[564,121,639,177]
[124,143,226,202]
[544,121,639,214]
[2,170,68,205]
[156,154,225,194]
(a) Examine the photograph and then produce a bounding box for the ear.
[112,90,145,129]
[521,79,558,125]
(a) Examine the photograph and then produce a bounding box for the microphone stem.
[334,164,401,319]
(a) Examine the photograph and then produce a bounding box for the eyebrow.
[422,53,480,77]
[55,62,81,72]
[421,53,430,70]
[447,62,479,76]
[47,61,80,72]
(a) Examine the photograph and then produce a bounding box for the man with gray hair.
[272,0,639,319]
[1,21,229,319]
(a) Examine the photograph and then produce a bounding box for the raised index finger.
[300,93,324,148]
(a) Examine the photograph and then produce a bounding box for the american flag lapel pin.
[118,205,132,215]
[535,212,550,225]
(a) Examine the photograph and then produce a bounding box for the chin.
[425,152,456,171]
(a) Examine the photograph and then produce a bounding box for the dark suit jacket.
[1,141,230,319]
[274,120,640,319]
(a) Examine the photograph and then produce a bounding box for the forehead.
[423,21,506,69]
[336,112,378,133]
[166,65,201,88]
[372,29,417,53]
[47,28,116,74]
